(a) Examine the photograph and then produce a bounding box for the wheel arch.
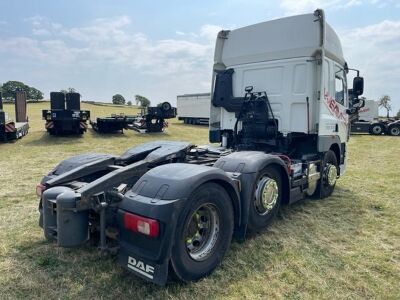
[329,143,340,167]
[208,179,241,232]
[264,162,290,205]
[128,163,241,229]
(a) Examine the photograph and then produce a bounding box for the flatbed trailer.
[37,10,365,285]
[90,114,136,133]
[43,92,90,135]
[92,102,176,134]
[0,92,29,142]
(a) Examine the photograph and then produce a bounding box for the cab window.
[334,66,345,105]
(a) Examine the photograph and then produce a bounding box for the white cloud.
[0,15,220,77]
[200,24,223,41]
[24,15,63,37]
[340,19,400,110]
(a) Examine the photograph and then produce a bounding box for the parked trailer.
[37,10,364,285]
[127,102,176,133]
[350,98,400,136]
[42,92,90,135]
[91,102,176,134]
[90,114,133,133]
[0,91,29,142]
[177,93,210,125]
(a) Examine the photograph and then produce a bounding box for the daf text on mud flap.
[127,256,155,279]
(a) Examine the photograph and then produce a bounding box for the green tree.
[60,87,78,94]
[378,95,392,118]
[127,101,132,106]
[1,81,43,101]
[2,81,30,99]
[135,95,151,107]
[112,94,126,105]
[28,87,44,100]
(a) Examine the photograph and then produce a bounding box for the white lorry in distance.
[177,93,210,125]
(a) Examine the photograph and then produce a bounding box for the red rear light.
[123,212,159,238]
[36,183,46,197]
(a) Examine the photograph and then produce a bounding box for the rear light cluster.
[123,212,159,238]
[36,183,46,197]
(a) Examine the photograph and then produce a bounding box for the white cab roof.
[215,10,345,67]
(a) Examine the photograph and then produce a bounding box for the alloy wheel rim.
[326,164,338,186]
[255,177,279,215]
[185,203,220,261]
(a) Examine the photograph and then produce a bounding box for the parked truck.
[350,98,400,136]
[177,93,210,125]
[36,10,364,285]
[0,91,29,142]
[42,92,90,135]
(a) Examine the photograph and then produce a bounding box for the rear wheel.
[388,125,400,136]
[314,150,338,199]
[248,166,282,231]
[369,123,384,135]
[170,183,234,282]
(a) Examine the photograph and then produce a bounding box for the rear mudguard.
[117,163,240,285]
[214,151,290,239]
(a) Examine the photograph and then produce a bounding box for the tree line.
[112,94,151,107]
[0,81,44,101]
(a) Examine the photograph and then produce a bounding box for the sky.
[0,0,399,114]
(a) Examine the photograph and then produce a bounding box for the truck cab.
[210,9,363,176]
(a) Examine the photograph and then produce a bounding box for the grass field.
[0,102,399,299]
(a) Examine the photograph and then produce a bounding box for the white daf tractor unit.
[37,9,364,285]
[351,99,400,136]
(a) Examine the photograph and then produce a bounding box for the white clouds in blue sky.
[0,0,399,113]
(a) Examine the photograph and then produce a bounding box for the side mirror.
[353,77,364,96]
[346,108,357,115]
[245,86,253,93]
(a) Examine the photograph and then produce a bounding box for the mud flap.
[118,249,169,285]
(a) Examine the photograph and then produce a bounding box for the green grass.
[1,102,399,299]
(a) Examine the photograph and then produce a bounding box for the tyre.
[170,183,234,282]
[314,150,338,199]
[369,123,384,135]
[248,166,282,231]
[388,125,400,136]
[161,102,172,112]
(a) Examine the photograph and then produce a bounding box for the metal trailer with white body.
[36,10,365,285]
[177,93,210,125]
[350,99,400,136]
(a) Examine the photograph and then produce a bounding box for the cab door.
[319,59,349,142]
